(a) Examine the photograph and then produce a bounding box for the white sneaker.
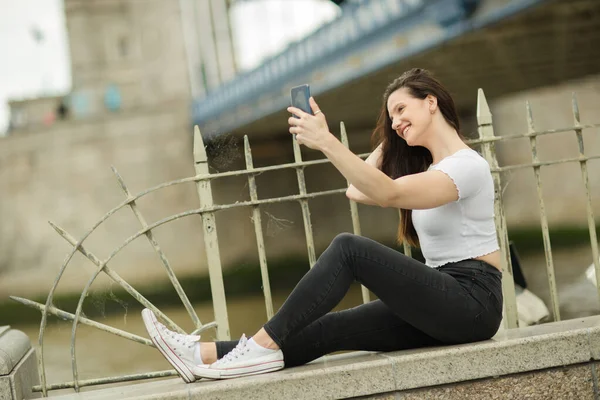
[194,334,284,379]
[141,308,201,383]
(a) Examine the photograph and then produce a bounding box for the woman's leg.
[196,233,500,379]
[144,233,500,380]
[215,299,442,367]
[261,233,496,348]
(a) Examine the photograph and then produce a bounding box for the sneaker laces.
[157,322,199,350]
[214,334,249,365]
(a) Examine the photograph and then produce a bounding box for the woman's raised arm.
[345,143,383,206]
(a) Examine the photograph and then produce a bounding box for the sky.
[230,0,340,69]
[0,0,339,135]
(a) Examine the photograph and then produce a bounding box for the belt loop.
[477,260,489,275]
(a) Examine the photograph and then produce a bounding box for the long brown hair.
[372,68,462,247]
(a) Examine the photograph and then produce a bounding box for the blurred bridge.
[193,0,600,141]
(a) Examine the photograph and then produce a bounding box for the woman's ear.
[426,94,438,114]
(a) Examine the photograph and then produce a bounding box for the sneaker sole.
[141,309,196,383]
[194,359,284,380]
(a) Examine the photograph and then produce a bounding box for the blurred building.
[7,0,236,131]
[0,0,235,295]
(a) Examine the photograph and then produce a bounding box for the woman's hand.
[287,97,335,151]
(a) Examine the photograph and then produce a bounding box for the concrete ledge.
[51,316,600,399]
[0,326,40,400]
[0,327,30,376]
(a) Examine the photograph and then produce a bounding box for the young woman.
[141,68,504,383]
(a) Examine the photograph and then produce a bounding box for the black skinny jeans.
[215,233,503,367]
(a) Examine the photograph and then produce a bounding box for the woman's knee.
[331,232,362,253]
[330,232,373,258]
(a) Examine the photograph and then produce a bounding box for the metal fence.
[10,89,600,396]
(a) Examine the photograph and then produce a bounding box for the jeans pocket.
[471,286,504,341]
[479,273,503,315]
[472,310,502,341]
[490,288,504,315]
[446,268,480,296]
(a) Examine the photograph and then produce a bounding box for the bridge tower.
[63,0,236,117]
[179,0,238,98]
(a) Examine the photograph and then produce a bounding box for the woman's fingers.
[288,116,302,126]
[288,97,327,150]
[287,106,306,119]
[309,97,323,117]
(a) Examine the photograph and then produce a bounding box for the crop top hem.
[426,246,500,268]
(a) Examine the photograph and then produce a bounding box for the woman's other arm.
[345,143,383,206]
[289,98,461,210]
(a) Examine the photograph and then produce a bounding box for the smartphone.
[290,84,312,118]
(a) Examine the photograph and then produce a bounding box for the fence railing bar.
[340,122,370,304]
[69,256,120,390]
[244,135,274,319]
[76,125,600,216]
[292,136,317,268]
[146,122,600,185]
[34,169,179,397]
[192,155,370,181]
[572,94,600,303]
[9,296,154,347]
[34,175,167,397]
[400,212,412,258]
[48,223,186,392]
[491,154,600,173]
[47,221,185,333]
[141,123,600,185]
[402,243,412,258]
[205,189,348,211]
[526,101,560,322]
[31,370,179,392]
[477,88,518,329]
[123,123,600,189]
[465,122,600,146]
[62,124,600,242]
[194,125,230,341]
[111,166,203,330]
[190,321,219,335]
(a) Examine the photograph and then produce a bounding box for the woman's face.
[386,87,434,146]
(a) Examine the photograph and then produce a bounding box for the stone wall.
[363,363,595,400]
[0,104,204,299]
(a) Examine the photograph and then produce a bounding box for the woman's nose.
[391,118,400,130]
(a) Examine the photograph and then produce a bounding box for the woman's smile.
[400,124,411,138]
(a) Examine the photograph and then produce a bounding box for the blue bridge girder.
[193,0,600,140]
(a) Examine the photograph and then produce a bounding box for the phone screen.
[290,84,312,117]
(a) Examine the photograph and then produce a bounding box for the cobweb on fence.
[263,211,294,238]
[205,133,242,173]
[89,285,129,324]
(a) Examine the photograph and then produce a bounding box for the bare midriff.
[473,250,502,272]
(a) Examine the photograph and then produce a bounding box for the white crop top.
[412,148,499,267]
